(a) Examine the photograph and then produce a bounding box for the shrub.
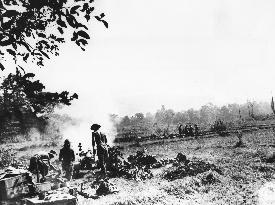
[0,147,14,168]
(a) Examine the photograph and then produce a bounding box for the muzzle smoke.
[57,92,118,151]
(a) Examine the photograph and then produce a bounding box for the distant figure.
[91,123,109,177]
[29,150,57,183]
[235,130,244,147]
[189,125,194,137]
[178,124,183,136]
[59,139,75,181]
[184,125,189,137]
[163,127,169,137]
[194,124,199,138]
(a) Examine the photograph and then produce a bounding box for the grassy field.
[1,130,275,204]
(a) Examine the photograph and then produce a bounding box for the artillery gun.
[73,143,97,178]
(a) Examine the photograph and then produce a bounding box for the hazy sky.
[9,0,275,116]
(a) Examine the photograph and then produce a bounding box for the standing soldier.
[184,125,189,137]
[194,124,199,138]
[178,124,183,136]
[59,139,75,181]
[91,123,109,177]
[189,125,194,137]
[235,130,244,147]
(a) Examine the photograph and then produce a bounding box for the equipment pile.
[96,180,119,196]
[127,150,159,168]
[163,154,222,181]
[107,147,156,180]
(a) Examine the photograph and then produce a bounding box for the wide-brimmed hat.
[49,150,57,155]
[48,150,57,158]
[90,124,101,131]
[63,139,71,148]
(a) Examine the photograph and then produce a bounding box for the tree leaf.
[56,38,65,43]
[37,33,46,38]
[81,3,89,12]
[88,7,94,13]
[101,20,108,28]
[6,49,16,56]
[78,39,88,46]
[0,63,5,71]
[70,5,81,14]
[66,15,76,28]
[17,65,25,74]
[35,52,42,56]
[94,16,101,21]
[71,31,78,41]
[12,43,17,50]
[84,14,91,21]
[39,40,50,49]
[18,41,31,52]
[76,38,88,50]
[94,16,108,28]
[57,27,64,34]
[71,93,78,99]
[23,53,29,62]
[77,30,90,39]
[76,22,88,30]
[0,39,13,46]
[23,73,35,79]
[40,50,50,59]
[57,18,67,28]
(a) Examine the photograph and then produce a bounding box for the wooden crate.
[25,194,77,205]
[0,174,29,200]
[0,184,29,200]
[35,183,52,193]
[0,173,28,189]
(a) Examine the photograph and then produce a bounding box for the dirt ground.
[1,130,275,204]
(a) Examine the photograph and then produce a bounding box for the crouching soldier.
[91,124,109,178]
[59,139,75,181]
[29,150,57,183]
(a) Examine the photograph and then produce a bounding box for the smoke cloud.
[57,89,118,151]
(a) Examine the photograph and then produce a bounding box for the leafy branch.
[0,0,108,71]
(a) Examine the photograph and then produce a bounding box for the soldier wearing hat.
[91,124,109,177]
[29,150,57,182]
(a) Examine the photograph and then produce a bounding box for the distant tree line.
[112,102,273,141]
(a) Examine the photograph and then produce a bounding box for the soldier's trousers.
[97,147,108,175]
[62,163,74,181]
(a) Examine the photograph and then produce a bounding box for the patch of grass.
[2,129,275,204]
[162,178,199,198]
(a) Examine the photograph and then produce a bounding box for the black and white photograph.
[1,0,275,204]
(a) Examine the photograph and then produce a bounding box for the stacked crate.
[0,173,29,200]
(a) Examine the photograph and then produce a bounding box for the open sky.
[11,0,275,117]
